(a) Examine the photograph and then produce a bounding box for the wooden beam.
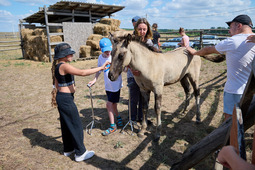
[230,105,239,155]
[171,118,232,170]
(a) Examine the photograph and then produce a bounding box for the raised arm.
[62,61,110,76]
[186,46,220,56]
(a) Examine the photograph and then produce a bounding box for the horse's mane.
[111,31,161,53]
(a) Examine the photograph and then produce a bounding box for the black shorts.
[106,90,120,103]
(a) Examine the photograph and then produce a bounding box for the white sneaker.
[64,150,75,157]
[75,150,95,162]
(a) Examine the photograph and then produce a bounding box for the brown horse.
[108,31,201,140]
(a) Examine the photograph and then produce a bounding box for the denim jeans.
[127,77,143,121]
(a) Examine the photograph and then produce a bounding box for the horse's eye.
[118,53,124,60]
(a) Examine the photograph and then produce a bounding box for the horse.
[108,31,201,140]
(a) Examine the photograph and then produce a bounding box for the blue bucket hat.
[99,38,112,52]
[54,43,75,60]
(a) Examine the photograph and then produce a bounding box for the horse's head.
[108,31,133,81]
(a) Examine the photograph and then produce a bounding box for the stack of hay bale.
[21,28,62,62]
[79,18,122,59]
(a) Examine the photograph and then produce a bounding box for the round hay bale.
[86,40,100,50]
[79,45,91,58]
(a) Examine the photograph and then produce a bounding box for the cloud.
[14,0,59,6]
[151,0,162,7]
[121,0,149,10]
[0,0,11,6]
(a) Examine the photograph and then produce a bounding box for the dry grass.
[0,36,254,169]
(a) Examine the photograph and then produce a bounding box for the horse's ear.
[124,34,132,47]
[109,32,113,40]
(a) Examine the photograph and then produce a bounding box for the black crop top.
[55,63,75,87]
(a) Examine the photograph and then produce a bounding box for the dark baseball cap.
[226,14,253,28]
[132,16,140,23]
[54,43,75,60]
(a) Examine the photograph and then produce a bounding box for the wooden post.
[199,31,203,49]
[44,5,52,62]
[230,105,239,155]
[19,19,25,59]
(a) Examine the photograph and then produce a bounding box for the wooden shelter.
[19,1,124,62]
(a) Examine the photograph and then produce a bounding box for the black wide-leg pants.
[56,91,86,156]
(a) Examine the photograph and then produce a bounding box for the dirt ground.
[0,57,253,170]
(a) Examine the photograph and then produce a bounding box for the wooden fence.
[159,29,230,49]
[0,32,22,52]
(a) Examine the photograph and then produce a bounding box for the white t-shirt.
[98,54,123,92]
[215,33,255,94]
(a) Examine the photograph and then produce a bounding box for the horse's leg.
[154,91,162,141]
[180,75,192,113]
[188,76,201,123]
[138,90,150,137]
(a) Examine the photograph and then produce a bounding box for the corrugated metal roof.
[22,1,125,24]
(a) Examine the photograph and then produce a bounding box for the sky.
[1,0,255,32]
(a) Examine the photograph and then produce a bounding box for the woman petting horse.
[108,31,201,141]
[127,18,158,123]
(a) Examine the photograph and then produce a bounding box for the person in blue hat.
[51,43,110,161]
[88,38,123,136]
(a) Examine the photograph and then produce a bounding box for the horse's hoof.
[195,119,201,124]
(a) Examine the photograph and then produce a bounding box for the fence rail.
[0,33,22,52]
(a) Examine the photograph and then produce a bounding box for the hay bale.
[86,40,100,50]
[100,18,121,28]
[79,45,91,58]
[33,28,46,36]
[50,36,62,42]
[87,34,103,42]
[49,27,63,33]
[91,50,102,57]
[21,29,34,40]
[93,23,111,36]
[99,18,121,32]
[21,29,49,62]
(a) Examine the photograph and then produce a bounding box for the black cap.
[226,14,253,28]
[54,43,75,60]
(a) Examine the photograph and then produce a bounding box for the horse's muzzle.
[108,71,115,81]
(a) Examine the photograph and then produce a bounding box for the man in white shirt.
[187,14,255,121]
